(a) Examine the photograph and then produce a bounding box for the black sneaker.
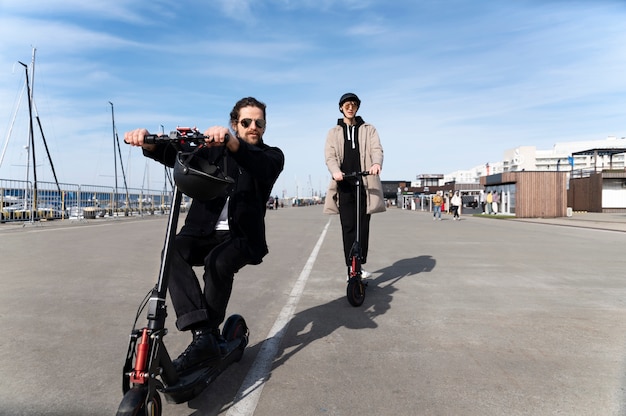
[173,328,221,375]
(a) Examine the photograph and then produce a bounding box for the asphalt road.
[1,207,626,416]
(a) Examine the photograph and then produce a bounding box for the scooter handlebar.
[143,127,230,145]
[342,171,371,179]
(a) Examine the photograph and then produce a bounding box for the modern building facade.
[408,136,626,216]
[446,136,626,184]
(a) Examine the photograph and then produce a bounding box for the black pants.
[338,187,371,267]
[167,231,251,331]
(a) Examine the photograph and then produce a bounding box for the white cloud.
[0,0,625,196]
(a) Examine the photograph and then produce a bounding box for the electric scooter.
[343,171,370,307]
[116,127,248,416]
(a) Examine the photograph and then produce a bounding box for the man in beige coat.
[324,93,385,279]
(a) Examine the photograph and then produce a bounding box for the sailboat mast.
[18,60,37,214]
[109,101,118,213]
[29,48,38,214]
[29,48,62,198]
[30,48,36,102]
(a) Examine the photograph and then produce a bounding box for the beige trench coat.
[323,121,386,215]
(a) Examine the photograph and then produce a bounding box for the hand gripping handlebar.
[342,171,371,179]
[143,126,230,145]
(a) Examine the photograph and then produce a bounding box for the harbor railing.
[0,178,182,223]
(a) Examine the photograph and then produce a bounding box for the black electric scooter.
[343,171,370,307]
[116,127,248,416]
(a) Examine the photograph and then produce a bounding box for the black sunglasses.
[240,118,266,129]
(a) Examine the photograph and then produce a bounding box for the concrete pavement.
[1,207,626,415]
[514,211,626,232]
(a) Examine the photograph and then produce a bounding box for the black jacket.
[144,137,284,264]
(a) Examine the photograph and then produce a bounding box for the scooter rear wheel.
[116,386,162,416]
[346,279,365,307]
[223,314,248,341]
[222,314,249,362]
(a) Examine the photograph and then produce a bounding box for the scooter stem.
[147,186,183,331]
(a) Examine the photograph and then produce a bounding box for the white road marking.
[226,218,331,416]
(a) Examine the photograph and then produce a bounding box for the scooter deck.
[160,338,246,404]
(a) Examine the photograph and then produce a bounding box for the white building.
[444,161,504,185]
[445,136,626,183]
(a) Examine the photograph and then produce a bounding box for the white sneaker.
[347,268,372,281]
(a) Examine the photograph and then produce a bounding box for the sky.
[1,0,625,198]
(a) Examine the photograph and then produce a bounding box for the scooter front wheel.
[116,386,162,416]
[346,278,365,307]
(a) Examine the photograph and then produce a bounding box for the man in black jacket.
[124,97,284,374]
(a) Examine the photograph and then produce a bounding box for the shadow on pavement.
[186,255,436,415]
[273,255,436,368]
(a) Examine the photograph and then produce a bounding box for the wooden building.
[481,171,569,218]
[568,170,626,213]
[567,148,626,213]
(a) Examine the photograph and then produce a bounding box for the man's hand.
[124,128,156,151]
[203,126,239,153]
[369,163,382,175]
[332,171,344,181]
